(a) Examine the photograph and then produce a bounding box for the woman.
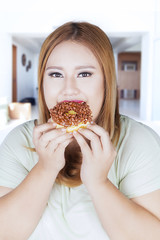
[0,22,160,240]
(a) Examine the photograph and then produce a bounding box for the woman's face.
[43,40,104,121]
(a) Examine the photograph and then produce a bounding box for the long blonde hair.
[37,21,120,187]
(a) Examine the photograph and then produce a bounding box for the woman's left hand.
[73,124,116,191]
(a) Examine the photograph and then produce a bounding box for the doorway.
[12,45,17,102]
[118,52,141,99]
[118,52,141,119]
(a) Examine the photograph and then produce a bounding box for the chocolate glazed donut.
[49,101,92,132]
[49,101,93,187]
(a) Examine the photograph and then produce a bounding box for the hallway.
[119,99,140,120]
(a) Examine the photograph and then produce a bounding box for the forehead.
[46,40,100,67]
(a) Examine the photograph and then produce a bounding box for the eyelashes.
[48,71,93,78]
[78,72,92,78]
[48,72,63,78]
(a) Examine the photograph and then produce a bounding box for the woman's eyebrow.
[75,65,96,70]
[46,66,63,71]
[46,65,96,71]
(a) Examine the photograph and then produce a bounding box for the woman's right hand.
[33,122,73,175]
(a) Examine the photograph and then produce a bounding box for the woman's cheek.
[88,90,104,120]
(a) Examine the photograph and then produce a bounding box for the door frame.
[12,45,17,102]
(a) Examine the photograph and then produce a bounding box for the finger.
[57,138,73,168]
[39,127,68,148]
[47,118,57,125]
[33,122,57,146]
[87,124,111,152]
[49,138,73,172]
[78,128,102,156]
[73,131,91,159]
[57,137,73,153]
[48,118,52,123]
[47,133,73,152]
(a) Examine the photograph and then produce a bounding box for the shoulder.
[1,120,36,149]
[118,115,160,152]
[0,120,37,188]
[117,115,160,179]
[10,119,35,135]
[116,116,160,198]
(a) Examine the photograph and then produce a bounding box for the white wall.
[33,53,39,103]
[0,33,12,103]
[151,0,160,120]
[12,41,37,102]
[0,0,156,36]
[0,35,37,104]
[140,33,154,121]
[140,0,160,121]
[152,39,160,120]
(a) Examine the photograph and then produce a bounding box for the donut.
[49,101,92,132]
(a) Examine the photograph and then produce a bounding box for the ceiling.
[12,34,142,54]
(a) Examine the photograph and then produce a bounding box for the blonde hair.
[37,21,120,187]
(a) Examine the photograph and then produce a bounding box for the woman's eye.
[78,72,92,78]
[48,72,63,78]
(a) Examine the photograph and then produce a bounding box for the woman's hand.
[73,124,116,191]
[33,122,73,175]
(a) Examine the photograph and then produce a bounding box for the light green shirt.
[0,115,160,240]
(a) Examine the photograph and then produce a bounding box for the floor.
[0,99,160,145]
[119,99,140,120]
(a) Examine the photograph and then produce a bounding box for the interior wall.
[33,53,39,104]
[0,33,12,103]
[152,39,160,120]
[12,41,37,102]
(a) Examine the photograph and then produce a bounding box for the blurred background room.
[0,0,160,144]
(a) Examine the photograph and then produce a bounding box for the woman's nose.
[61,78,80,96]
